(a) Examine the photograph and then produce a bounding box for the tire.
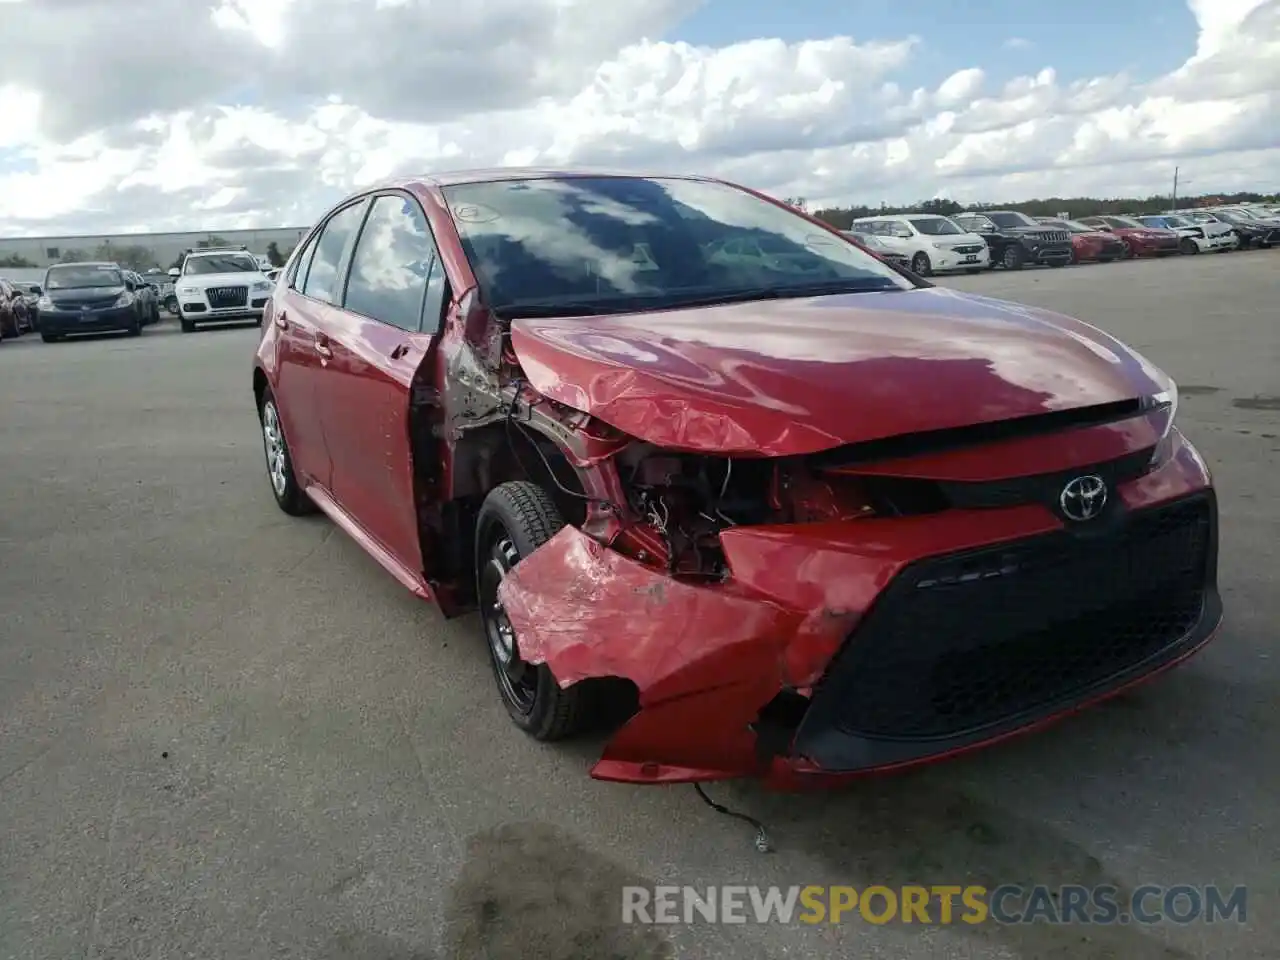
[164,296,179,315]
[1122,241,1136,259]
[1002,244,1025,270]
[180,317,196,333]
[910,252,932,277]
[126,317,141,336]
[1178,238,1198,255]
[475,481,595,741]
[258,390,315,516]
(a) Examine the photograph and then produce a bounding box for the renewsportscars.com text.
[621,884,1248,926]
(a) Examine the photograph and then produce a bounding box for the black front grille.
[207,285,248,307]
[1032,231,1070,244]
[802,494,1213,742]
[939,448,1154,512]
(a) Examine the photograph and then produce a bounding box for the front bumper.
[498,429,1220,787]
[1024,242,1073,265]
[38,306,137,334]
[179,301,267,323]
[931,247,990,271]
[1130,236,1181,255]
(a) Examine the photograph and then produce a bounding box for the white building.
[0,226,311,270]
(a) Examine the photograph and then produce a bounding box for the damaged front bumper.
[496,431,1221,788]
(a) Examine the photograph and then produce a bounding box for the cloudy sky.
[0,0,1276,236]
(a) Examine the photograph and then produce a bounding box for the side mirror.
[32,285,42,295]
[168,267,180,277]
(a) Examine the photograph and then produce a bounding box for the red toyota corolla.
[252,170,1221,788]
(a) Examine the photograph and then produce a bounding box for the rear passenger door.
[321,191,449,580]
[273,198,370,490]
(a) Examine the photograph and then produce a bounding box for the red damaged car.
[1077,215,1181,258]
[1035,216,1127,263]
[252,170,1221,788]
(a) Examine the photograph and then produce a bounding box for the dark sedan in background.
[36,263,150,342]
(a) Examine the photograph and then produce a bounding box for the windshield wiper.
[660,279,904,310]
[490,302,625,319]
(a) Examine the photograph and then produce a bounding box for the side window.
[302,201,367,304]
[420,252,448,335]
[289,231,321,290]
[892,222,913,238]
[343,194,439,332]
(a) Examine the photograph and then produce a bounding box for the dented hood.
[508,287,1171,456]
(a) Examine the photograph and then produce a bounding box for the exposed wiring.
[504,379,595,502]
[694,783,772,853]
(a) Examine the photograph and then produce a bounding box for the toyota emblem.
[1059,475,1108,522]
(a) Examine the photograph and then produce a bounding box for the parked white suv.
[170,249,275,333]
[848,214,989,276]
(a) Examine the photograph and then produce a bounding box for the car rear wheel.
[1002,245,1024,270]
[1178,238,1198,255]
[476,481,595,741]
[1122,240,1136,259]
[258,391,315,516]
[910,252,932,276]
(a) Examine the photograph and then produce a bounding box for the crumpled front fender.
[495,526,808,781]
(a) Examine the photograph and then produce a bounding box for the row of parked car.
[841,202,1280,276]
[0,266,165,343]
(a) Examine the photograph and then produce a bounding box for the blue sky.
[670,0,1198,89]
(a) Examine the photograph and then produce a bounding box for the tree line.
[0,238,296,271]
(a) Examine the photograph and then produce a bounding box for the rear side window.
[343,194,439,332]
[302,202,366,304]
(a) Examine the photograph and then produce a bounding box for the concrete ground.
[1,250,1277,960]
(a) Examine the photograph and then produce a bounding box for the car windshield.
[440,176,914,316]
[906,216,963,236]
[986,211,1039,228]
[1212,210,1246,224]
[1157,215,1192,228]
[184,254,258,274]
[45,265,124,289]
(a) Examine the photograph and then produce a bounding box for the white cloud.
[0,0,1277,236]
[1003,37,1034,51]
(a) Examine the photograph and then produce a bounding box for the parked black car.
[953,210,1073,269]
[1208,209,1277,249]
[36,262,149,342]
[125,271,163,326]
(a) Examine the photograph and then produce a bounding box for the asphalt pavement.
[1,250,1277,959]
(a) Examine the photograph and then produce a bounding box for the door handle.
[275,310,289,330]
[314,334,332,359]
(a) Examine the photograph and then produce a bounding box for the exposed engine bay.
[608,445,878,580]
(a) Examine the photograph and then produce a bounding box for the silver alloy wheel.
[262,401,288,497]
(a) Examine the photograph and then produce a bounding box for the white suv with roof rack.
[169,247,275,333]
[847,214,989,276]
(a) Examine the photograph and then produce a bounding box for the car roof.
[48,261,118,267]
[366,167,718,191]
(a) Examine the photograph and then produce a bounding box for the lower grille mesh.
[807,494,1212,741]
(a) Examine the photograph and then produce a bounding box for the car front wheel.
[910,252,932,276]
[476,481,595,741]
[1002,244,1024,270]
[259,391,314,516]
